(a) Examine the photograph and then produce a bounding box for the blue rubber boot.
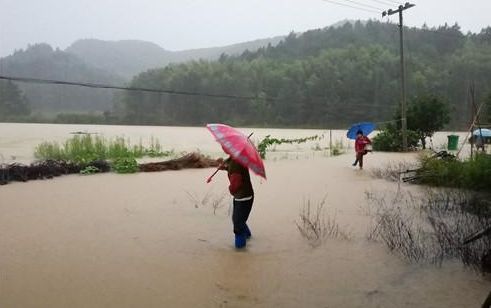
[244,224,252,239]
[235,234,246,249]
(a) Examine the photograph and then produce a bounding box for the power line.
[0,75,398,111]
[380,0,404,5]
[339,0,383,11]
[321,0,380,14]
[0,75,274,102]
[364,0,402,6]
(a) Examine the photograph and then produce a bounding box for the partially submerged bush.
[35,134,172,163]
[80,166,100,175]
[370,160,419,182]
[296,196,350,247]
[372,125,419,152]
[416,153,491,192]
[331,140,345,156]
[111,157,139,174]
[365,188,491,272]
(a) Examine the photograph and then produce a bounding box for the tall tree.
[407,95,450,149]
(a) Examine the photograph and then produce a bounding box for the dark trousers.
[354,151,367,168]
[232,197,253,235]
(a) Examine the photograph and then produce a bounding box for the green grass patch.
[34,134,173,164]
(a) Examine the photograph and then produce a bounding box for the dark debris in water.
[0,153,219,185]
[139,153,220,172]
[0,160,110,185]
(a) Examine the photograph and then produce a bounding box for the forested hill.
[66,37,285,79]
[0,43,123,112]
[0,37,284,114]
[122,20,491,128]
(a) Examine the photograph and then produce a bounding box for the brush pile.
[139,152,220,172]
[0,153,220,185]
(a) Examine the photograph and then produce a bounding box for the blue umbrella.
[347,122,375,140]
[473,128,491,138]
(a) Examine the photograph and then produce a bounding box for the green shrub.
[372,125,419,152]
[80,166,100,175]
[462,154,491,191]
[111,157,139,174]
[417,153,491,192]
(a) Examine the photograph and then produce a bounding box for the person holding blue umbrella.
[347,122,374,170]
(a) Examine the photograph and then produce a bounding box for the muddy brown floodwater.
[0,124,486,307]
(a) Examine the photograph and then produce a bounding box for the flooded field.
[0,123,487,307]
[0,122,470,163]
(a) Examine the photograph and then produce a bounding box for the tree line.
[118,20,491,129]
[2,20,491,128]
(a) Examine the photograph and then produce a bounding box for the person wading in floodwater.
[352,130,372,170]
[206,124,265,249]
[219,156,254,249]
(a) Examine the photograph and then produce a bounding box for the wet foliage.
[365,188,491,273]
[257,134,320,159]
[411,152,491,192]
[34,134,172,164]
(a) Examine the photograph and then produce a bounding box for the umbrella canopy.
[473,128,491,138]
[206,123,266,179]
[347,122,375,140]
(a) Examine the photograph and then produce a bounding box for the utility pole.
[383,2,415,151]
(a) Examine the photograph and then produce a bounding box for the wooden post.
[383,3,415,152]
[329,130,333,156]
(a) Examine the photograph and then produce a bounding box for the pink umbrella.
[206,123,266,183]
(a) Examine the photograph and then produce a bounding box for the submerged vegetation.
[0,135,220,184]
[368,151,491,277]
[365,188,491,273]
[415,153,491,192]
[257,134,320,159]
[111,157,139,174]
[296,196,351,247]
[34,134,173,163]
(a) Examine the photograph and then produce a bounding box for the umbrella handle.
[206,168,220,183]
[206,161,226,183]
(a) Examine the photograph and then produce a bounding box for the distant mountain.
[66,39,173,80]
[65,36,285,79]
[0,35,285,113]
[0,20,363,114]
[0,43,123,112]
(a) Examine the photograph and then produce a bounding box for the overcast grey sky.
[0,0,490,57]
